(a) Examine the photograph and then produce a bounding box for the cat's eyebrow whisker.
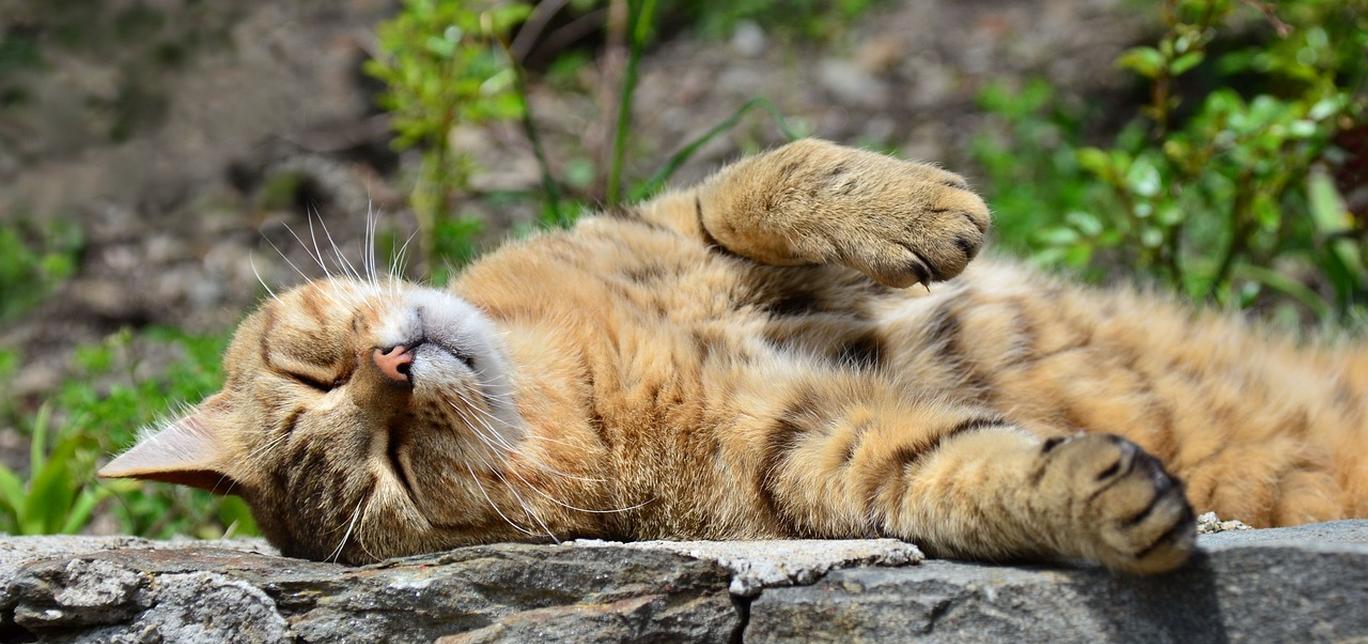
[248,254,281,303]
[306,211,347,281]
[366,205,381,286]
[392,230,418,288]
[286,220,332,280]
[316,208,364,283]
[262,234,314,285]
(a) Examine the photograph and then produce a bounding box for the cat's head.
[99,278,529,562]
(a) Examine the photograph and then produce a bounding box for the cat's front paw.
[1037,433,1197,574]
[833,164,991,288]
[698,139,991,285]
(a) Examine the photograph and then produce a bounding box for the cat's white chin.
[374,285,523,437]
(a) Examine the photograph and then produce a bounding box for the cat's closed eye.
[285,370,347,392]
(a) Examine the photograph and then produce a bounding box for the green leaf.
[1117,47,1164,78]
[1065,211,1104,237]
[1038,227,1081,246]
[1308,169,1352,233]
[1140,227,1164,248]
[1169,51,1204,75]
[29,403,50,475]
[1125,157,1162,198]
[1076,148,1110,175]
[60,488,110,535]
[1232,264,1332,320]
[0,466,25,517]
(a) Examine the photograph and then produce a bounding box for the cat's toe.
[847,177,988,288]
[1040,433,1197,574]
[1092,449,1197,574]
[898,177,989,283]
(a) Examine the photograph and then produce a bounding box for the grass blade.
[632,97,800,200]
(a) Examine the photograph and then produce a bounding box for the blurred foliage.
[0,219,81,322]
[365,0,532,283]
[678,0,886,42]
[1,328,254,538]
[365,0,807,279]
[974,0,1366,324]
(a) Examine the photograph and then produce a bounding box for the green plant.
[0,404,121,535]
[974,0,1365,322]
[365,0,807,259]
[0,219,82,322]
[0,327,256,538]
[365,0,533,276]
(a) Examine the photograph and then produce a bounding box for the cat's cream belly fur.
[102,139,1367,574]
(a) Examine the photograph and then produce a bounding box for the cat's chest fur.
[459,218,923,401]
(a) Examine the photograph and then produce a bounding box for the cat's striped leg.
[732,373,1197,573]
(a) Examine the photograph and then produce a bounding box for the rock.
[3,522,1365,642]
[572,538,923,596]
[2,541,738,643]
[1196,511,1253,534]
[747,520,1368,643]
[730,21,768,59]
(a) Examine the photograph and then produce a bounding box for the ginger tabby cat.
[101,139,1368,574]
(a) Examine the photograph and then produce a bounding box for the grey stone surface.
[748,521,1368,643]
[572,538,923,596]
[2,521,1366,642]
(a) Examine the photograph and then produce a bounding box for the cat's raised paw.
[833,163,991,289]
[1037,433,1197,574]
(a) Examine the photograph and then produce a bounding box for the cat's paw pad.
[1039,433,1196,574]
[836,164,991,288]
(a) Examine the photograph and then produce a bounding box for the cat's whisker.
[457,393,593,456]
[391,230,418,287]
[316,208,364,284]
[305,212,345,281]
[363,205,377,285]
[496,451,652,515]
[450,396,607,484]
[490,463,558,543]
[327,498,365,563]
[240,427,295,463]
[284,221,331,280]
[464,461,539,538]
[262,234,314,285]
[444,396,517,454]
[448,396,637,514]
[248,254,281,303]
[444,400,558,541]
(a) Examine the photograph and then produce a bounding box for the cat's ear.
[98,396,238,494]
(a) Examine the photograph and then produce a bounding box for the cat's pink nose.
[373,345,414,383]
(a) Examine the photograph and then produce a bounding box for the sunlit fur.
[105,139,1367,573]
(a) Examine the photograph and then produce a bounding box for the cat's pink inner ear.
[98,405,238,495]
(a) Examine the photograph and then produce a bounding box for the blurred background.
[0,0,1363,538]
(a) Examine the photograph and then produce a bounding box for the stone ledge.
[2,521,1365,642]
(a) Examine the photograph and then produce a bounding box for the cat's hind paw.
[1037,433,1197,574]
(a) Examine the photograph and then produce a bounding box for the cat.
[100,139,1368,574]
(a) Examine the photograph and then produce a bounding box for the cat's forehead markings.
[298,285,327,322]
[258,302,336,371]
